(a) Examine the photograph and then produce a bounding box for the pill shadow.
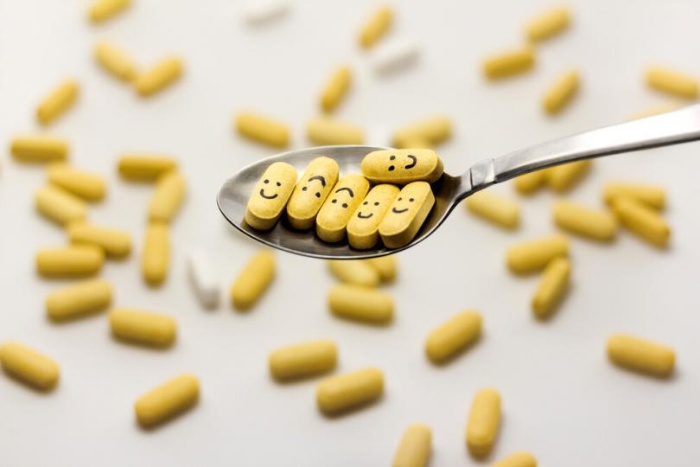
[609,362,680,382]
[318,396,384,420]
[1,368,58,394]
[135,399,200,433]
[427,334,484,368]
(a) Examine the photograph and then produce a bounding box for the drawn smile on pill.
[392,207,409,214]
[357,212,374,219]
[260,179,282,199]
[405,155,417,169]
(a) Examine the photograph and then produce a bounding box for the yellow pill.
[148,171,186,223]
[493,451,538,467]
[553,200,617,241]
[612,197,670,248]
[392,423,432,467]
[0,342,60,391]
[307,118,365,145]
[48,165,107,202]
[235,112,290,148]
[603,182,666,210]
[36,79,79,126]
[393,116,452,148]
[359,5,393,49]
[134,57,183,97]
[483,46,535,80]
[95,41,138,81]
[607,334,675,378]
[366,256,398,283]
[35,185,87,226]
[68,222,132,258]
[118,154,178,181]
[347,184,400,250]
[514,170,547,195]
[286,157,339,230]
[646,66,698,99]
[231,251,276,311]
[327,260,380,287]
[268,340,338,381]
[110,308,177,347]
[46,279,112,321]
[245,162,298,231]
[316,367,384,415]
[466,190,520,230]
[466,388,501,457]
[320,65,352,113]
[531,257,571,319]
[546,160,591,192]
[628,102,683,120]
[525,6,571,42]
[11,136,68,163]
[378,181,435,249]
[36,245,104,278]
[506,235,569,274]
[316,174,370,243]
[361,149,443,185]
[142,223,170,286]
[89,0,130,23]
[543,70,579,115]
[135,374,199,428]
[425,310,482,364]
[328,284,393,324]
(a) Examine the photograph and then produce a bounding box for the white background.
[2,0,700,466]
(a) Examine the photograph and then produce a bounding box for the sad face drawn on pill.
[361,149,444,184]
[301,175,327,198]
[330,187,355,208]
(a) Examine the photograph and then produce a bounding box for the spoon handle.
[468,104,700,190]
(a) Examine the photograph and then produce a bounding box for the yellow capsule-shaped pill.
[36,245,104,278]
[320,65,352,113]
[483,46,535,80]
[0,342,60,391]
[245,162,298,231]
[36,79,79,125]
[89,0,130,23]
[268,340,338,381]
[110,308,177,347]
[327,260,380,287]
[46,279,112,321]
[316,174,370,243]
[286,157,339,230]
[135,374,199,428]
[11,136,68,163]
[235,112,290,148]
[393,116,452,148]
[466,388,501,457]
[361,149,443,185]
[316,367,384,415]
[379,181,435,249]
[543,70,579,115]
[148,171,186,223]
[531,257,571,319]
[35,185,88,226]
[118,154,178,181]
[465,190,520,230]
[494,451,538,467]
[603,182,666,210]
[68,222,132,258]
[392,423,432,467]
[307,117,365,145]
[646,66,698,99]
[95,41,138,81]
[134,57,183,97]
[525,6,571,42]
[366,256,398,283]
[231,251,275,311]
[142,223,170,286]
[425,310,482,364]
[546,159,591,192]
[48,165,107,202]
[612,197,670,248]
[514,170,547,195]
[506,235,569,274]
[553,200,617,241]
[347,184,400,250]
[607,334,675,378]
[328,284,393,324]
[359,5,393,49]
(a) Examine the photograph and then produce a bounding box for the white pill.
[371,39,420,75]
[244,0,290,25]
[187,247,220,309]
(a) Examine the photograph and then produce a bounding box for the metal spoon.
[218,104,700,259]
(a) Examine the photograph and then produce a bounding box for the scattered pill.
[371,39,420,75]
[0,342,60,391]
[118,154,178,181]
[379,181,435,249]
[328,260,380,287]
[68,222,132,258]
[645,66,698,99]
[607,334,675,378]
[525,6,571,42]
[142,223,170,286]
[243,0,290,25]
[547,160,591,192]
[11,135,68,163]
[392,423,432,467]
[612,197,670,248]
[602,182,666,210]
[187,247,220,309]
[493,451,538,467]
[514,170,547,195]
[359,5,393,49]
[366,256,397,282]
[148,171,186,223]
[316,174,370,243]
[553,200,617,241]
[328,284,393,324]
[245,162,298,231]
[466,190,520,230]
[506,235,569,274]
[134,57,183,97]
[135,374,199,428]
[268,340,337,381]
[286,157,339,230]
[35,185,88,226]
[392,116,452,149]
[48,165,107,202]
[95,41,138,81]
[46,279,112,321]
[483,46,535,80]
[110,308,177,347]
[235,112,290,148]
[231,251,276,311]
[628,102,682,120]
[347,184,400,249]
[466,388,501,457]
[531,257,571,319]
[320,65,352,113]
[425,310,482,364]
[36,245,104,278]
[89,0,131,23]
[543,70,580,115]
[36,79,79,126]
[307,117,365,145]
[361,149,444,184]
[316,367,384,415]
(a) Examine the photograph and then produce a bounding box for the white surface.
[2,1,700,466]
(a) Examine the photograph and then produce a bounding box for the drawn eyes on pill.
[259,178,283,200]
[391,197,415,214]
[300,175,326,198]
[330,187,354,209]
[387,154,418,172]
[357,200,382,219]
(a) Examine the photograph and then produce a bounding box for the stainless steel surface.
[218,104,700,259]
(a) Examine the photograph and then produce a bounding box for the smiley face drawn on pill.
[387,153,417,172]
[391,196,417,214]
[259,178,283,199]
[361,149,443,184]
[245,162,298,231]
